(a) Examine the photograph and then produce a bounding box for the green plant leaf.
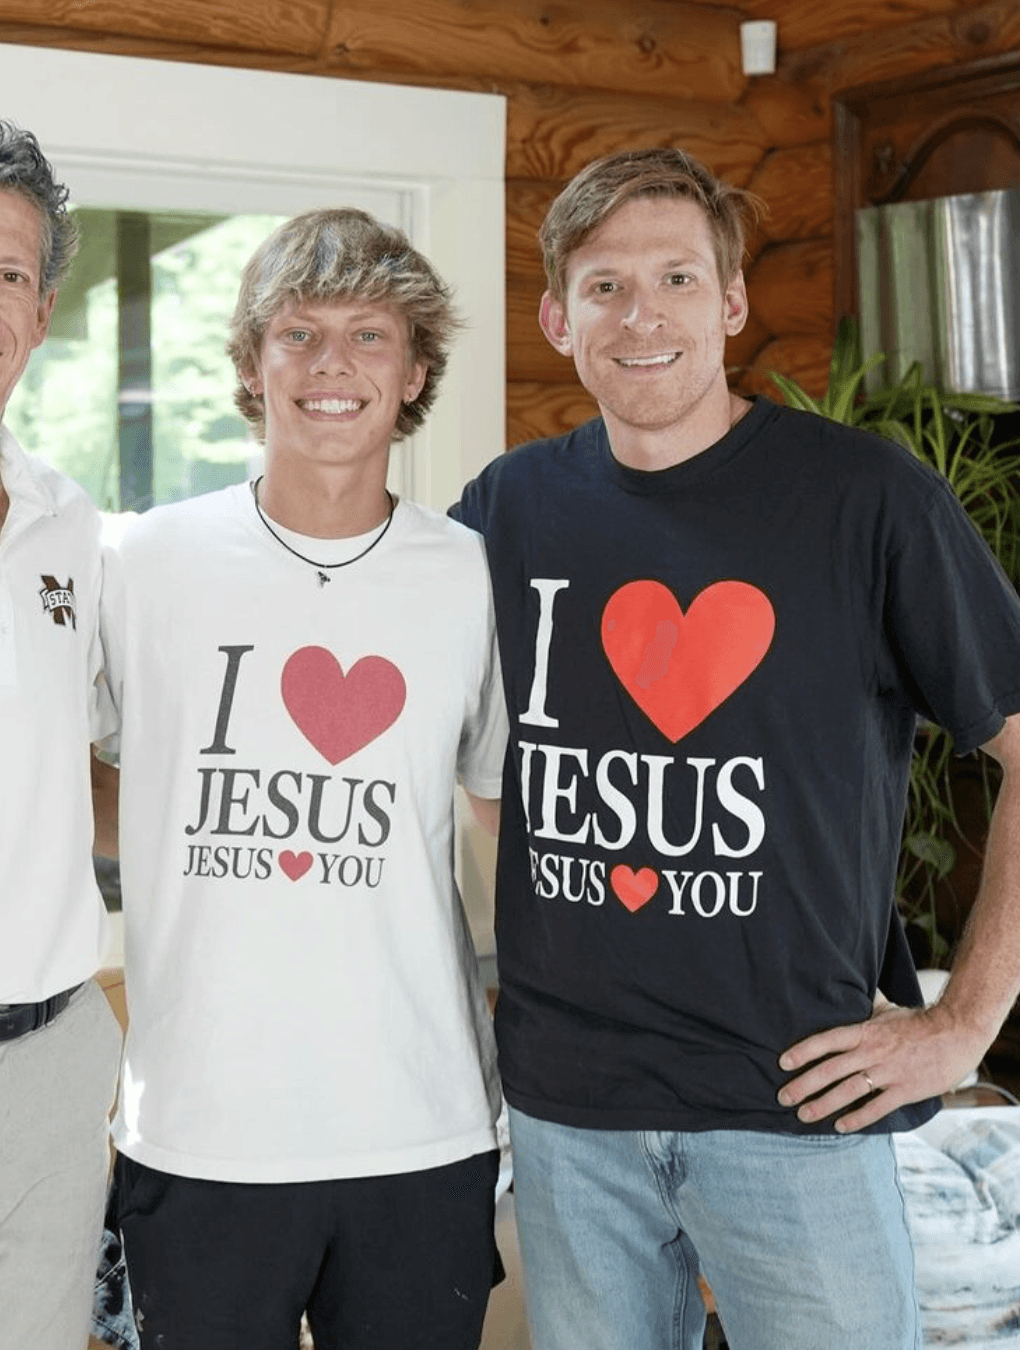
[904,832,956,878]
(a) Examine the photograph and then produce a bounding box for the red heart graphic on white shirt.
[281,646,406,765]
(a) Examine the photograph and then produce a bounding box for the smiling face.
[539,195,748,468]
[0,188,55,422]
[249,297,427,480]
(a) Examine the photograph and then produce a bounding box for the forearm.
[91,750,119,859]
[938,753,1020,1048]
[465,791,501,837]
[778,714,1020,1129]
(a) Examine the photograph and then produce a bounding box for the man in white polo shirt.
[0,120,122,1347]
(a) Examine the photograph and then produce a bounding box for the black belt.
[0,983,82,1042]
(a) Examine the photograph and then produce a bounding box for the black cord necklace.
[251,477,395,587]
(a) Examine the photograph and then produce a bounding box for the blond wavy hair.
[227,208,460,442]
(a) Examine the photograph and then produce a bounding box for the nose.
[310,335,355,377]
[622,286,666,334]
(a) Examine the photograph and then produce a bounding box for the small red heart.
[279,850,313,881]
[610,864,659,912]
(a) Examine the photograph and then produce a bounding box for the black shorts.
[115,1148,501,1350]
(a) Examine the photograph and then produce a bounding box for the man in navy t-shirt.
[453,147,1020,1349]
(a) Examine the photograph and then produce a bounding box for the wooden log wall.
[0,0,1016,445]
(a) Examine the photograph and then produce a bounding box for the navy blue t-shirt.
[453,397,1020,1134]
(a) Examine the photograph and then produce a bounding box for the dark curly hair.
[0,119,78,295]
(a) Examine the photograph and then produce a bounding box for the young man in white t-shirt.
[101,209,507,1348]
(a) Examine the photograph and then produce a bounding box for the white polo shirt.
[0,426,111,1002]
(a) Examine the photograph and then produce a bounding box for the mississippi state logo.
[39,575,77,629]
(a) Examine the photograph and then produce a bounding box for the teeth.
[301,398,362,413]
[617,353,678,367]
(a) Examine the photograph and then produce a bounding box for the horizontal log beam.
[505,84,767,182]
[745,335,833,401]
[507,273,563,383]
[781,0,1020,102]
[725,310,772,376]
[0,0,327,54]
[507,178,559,283]
[746,239,834,338]
[322,0,745,104]
[741,73,832,147]
[747,144,833,244]
[507,380,599,448]
[739,0,959,55]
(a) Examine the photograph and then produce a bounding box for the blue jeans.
[508,1107,921,1350]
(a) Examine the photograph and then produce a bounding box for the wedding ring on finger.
[860,1070,875,1094]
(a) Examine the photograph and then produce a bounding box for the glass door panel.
[7,209,287,512]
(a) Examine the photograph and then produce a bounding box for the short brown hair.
[539,147,764,301]
[227,208,460,442]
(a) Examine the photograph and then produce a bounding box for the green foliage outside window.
[6,210,286,512]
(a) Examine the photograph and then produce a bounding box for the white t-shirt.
[0,427,110,1002]
[102,484,507,1183]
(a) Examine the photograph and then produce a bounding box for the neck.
[606,391,752,472]
[258,460,391,539]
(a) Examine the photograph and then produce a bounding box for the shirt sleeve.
[886,473,1020,755]
[86,517,119,743]
[456,552,508,799]
[95,537,127,754]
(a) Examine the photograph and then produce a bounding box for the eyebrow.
[276,305,397,325]
[576,254,710,280]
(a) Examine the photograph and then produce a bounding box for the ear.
[31,289,57,351]
[403,358,427,404]
[243,363,263,397]
[538,291,574,358]
[723,271,749,338]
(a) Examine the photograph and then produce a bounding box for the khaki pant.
[0,980,123,1350]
